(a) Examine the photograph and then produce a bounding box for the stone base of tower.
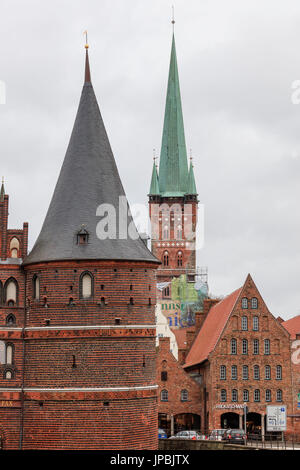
[0,391,158,450]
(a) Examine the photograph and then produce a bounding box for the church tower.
[0,44,159,450]
[149,33,198,297]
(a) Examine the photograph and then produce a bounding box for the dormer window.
[77,226,89,245]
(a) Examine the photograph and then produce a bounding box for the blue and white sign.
[266,406,287,431]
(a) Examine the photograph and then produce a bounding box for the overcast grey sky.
[0,0,300,319]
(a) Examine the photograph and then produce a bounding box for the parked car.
[222,429,247,444]
[169,430,204,440]
[158,428,168,439]
[209,429,227,441]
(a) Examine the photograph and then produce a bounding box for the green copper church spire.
[158,33,189,197]
[187,159,197,195]
[149,159,160,195]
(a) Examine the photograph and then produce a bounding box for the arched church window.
[5,278,18,305]
[80,272,93,299]
[33,275,40,300]
[5,344,13,365]
[9,237,20,258]
[177,251,183,267]
[163,251,169,266]
[6,314,15,326]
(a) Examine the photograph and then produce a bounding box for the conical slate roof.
[24,50,158,265]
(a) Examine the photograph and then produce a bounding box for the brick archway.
[174,413,201,433]
[221,412,240,429]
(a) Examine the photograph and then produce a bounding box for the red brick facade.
[0,194,159,450]
[282,316,300,439]
[149,197,198,294]
[157,336,202,436]
[184,275,294,437]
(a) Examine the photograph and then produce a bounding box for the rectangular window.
[231,365,237,380]
[253,339,259,355]
[161,371,167,381]
[253,316,259,331]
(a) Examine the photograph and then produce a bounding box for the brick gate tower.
[148,33,198,297]
[0,45,159,450]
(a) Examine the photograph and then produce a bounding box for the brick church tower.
[0,45,159,450]
[148,33,198,297]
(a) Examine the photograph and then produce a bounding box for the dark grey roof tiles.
[24,71,158,265]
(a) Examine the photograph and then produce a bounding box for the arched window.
[220,389,227,402]
[161,389,168,402]
[243,390,249,402]
[242,339,248,355]
[242,365,248,380]
[264,339,270,355]
[80,272,93,299]
[181,389,188,402]
[232,389,238,402]
[220,365,226,380]
[6,314,15,326]
[230,338,237,355]
[241,316,248,331]
[33,275,40,300]
[231,365,237,380]
[265,365,271,380]
[253,339,259,355]
[5,344,13,365]
[177,251,183,267]
[276,365,282,380]
[5,278,18,305]
[254,365,260,380]
[251,297,258,309]
[242,297,248,309]
[253,316,259,331]
[276,390,282,402]
[163,251,169,267]
[4,369,13,380]
[9,237,20,258]
[254,389,260,402]
[266,389,271,402]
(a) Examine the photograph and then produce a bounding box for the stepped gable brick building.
[157,336,202,436]
[0,45,159,450]
[282,315,300,437]
[148,34,198,298]
[183,274,293,436]
[0,182,28,449]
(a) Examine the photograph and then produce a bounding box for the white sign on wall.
[266,406,287,431]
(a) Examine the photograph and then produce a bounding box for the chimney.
[186,330,196,353]
[159,336,171,353]
[203,298,219,316]
[178,348,186,365]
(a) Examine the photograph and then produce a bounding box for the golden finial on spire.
[1,176,4,185]
[83,30,89,49]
